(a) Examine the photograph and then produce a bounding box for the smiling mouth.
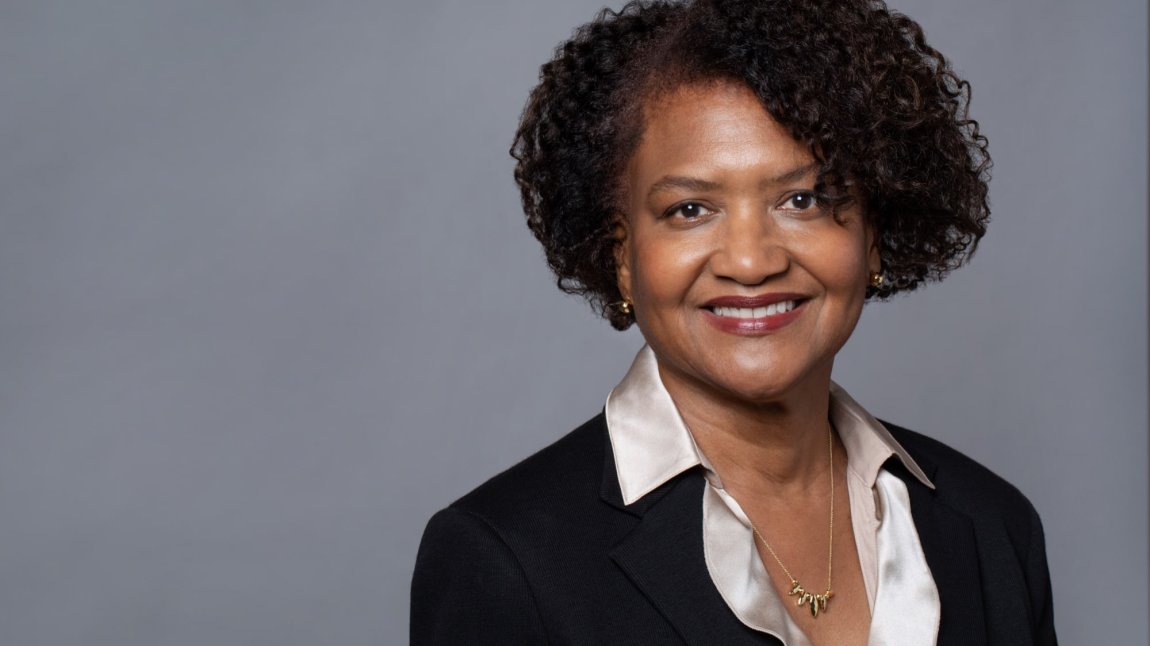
[708,300,799,319]
[701,296,808,335]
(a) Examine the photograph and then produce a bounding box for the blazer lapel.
[891,460,989,646]
[606,470,781,646]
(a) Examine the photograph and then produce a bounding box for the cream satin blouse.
[605,346,942,645]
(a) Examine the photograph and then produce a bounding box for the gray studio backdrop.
[1,0,1145,644]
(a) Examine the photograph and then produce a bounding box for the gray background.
[1,0,1145,644]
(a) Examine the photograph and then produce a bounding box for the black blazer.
[411,413,1057,645]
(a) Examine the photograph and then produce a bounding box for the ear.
[865,219,882,276]
[612,212,633,302]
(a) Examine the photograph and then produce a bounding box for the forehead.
[628,81,813,185]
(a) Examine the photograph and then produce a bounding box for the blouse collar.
[604,345,933,506]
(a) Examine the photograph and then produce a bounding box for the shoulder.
[881,420,1039,520]
[448,411,609,523]
[880,419,1049,579]
[419,411,616,564]
[411,413,612,644]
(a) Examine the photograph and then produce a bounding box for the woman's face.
[616,81,880,404]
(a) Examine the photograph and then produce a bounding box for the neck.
[657,361,835,494]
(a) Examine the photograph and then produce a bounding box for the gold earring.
[618,299,633,315]
[869,272,884,287]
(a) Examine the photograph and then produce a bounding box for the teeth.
[713,301,796,318]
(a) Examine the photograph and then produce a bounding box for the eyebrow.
[645,162,822,200]
[646,176,721,199]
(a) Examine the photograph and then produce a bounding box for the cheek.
[826,251,870,293]
[796,232,872,346]
[630,233,708,305]
[808,227,872,292]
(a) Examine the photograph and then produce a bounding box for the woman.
[411,0,1056,644]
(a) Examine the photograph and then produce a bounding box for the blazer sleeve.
[1025,503,1058,644]
[410,507,547,645]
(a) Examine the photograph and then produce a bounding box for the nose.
[708,207,790,286]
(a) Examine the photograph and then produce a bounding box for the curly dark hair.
[512,0,990,330]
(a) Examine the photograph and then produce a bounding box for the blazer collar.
[607,469,783,645]
[593,412,775,643]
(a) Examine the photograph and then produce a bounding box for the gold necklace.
[749,427,834,618]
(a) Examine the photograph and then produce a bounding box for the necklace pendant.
[788,582,832,618]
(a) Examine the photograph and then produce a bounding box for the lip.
[700,293,808,336]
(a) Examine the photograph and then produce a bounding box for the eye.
[665,201,715,220]
[781,191,820,211]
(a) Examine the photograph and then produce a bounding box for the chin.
[704,353,831,406]
[703,368,806,407]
